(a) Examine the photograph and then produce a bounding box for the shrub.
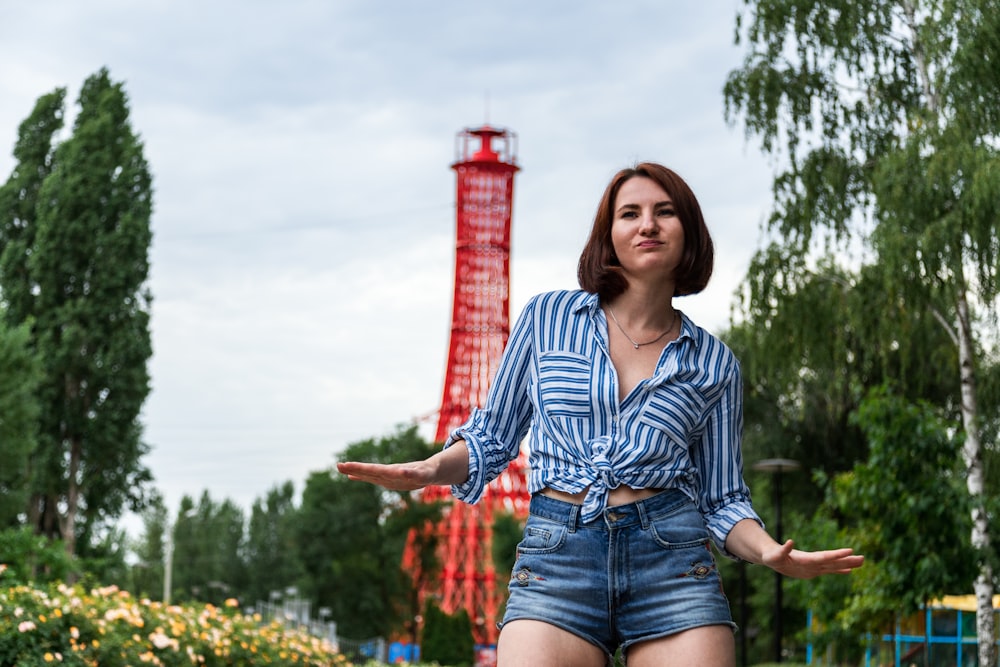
[420,600,473,667]
[0,564,352,666]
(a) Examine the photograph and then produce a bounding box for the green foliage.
[490,510,524,624]
[805,387,974,637]
[170,492,247,606]
[491,511,523,585]
[243,481,304,606]
[76,525,131,589]
[420,599,473,667]
[0,527,76,585]
[296,425,442,640]
[0,88,65,326]
[0,321,40,525]
[725,0,1000,345]
[726,2,1000,658]
[0,68,155,555]
[0,572,350,667]
[127,492,167,600]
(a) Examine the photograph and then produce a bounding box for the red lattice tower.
[406,125,530,648]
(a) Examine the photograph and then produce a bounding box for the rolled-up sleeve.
[691,360,764,557]
[445,297,537,504]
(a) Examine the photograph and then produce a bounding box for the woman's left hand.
[760,540,865,579]
[725,520,864,579]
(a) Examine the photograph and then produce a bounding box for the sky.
[0,0,777,531]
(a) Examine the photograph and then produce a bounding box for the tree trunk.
[957,289,995,666]
[60,436,81,558]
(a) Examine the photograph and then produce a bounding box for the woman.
[338,162,863,667]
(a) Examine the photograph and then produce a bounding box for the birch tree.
[725,1,1000,661]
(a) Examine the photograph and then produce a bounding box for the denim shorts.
[499,489,735,660]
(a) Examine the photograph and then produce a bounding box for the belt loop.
[637,495,651,530]
[567,502,579,533]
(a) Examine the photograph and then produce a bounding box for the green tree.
[0,88,64,326]
[297,466,384,638]
[129,493,168,599]
[0,87,62,531]
[0,526,75,584]
[243,481,303,606]
[0,68,155,558]
[0,322,41,526]
[725,2,1000,660]
[171,492,246,605]
[801,388,975,653]
[722,259,960,660]
[421,598,474,667]
[296,425,441,640]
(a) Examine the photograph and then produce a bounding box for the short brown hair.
[577,162,714,299]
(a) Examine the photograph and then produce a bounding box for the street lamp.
[752,458,800,664]
[163,507,197,605]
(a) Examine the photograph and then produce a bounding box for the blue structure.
[808,597,1000,666]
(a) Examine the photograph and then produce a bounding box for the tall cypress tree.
[0,87,64,532]
[0,322,40,526]
[0,68,154,556]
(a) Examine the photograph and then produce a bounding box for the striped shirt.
[446,289,762,554]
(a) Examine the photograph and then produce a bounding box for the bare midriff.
[540,485,664,507]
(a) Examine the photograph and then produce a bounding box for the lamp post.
[163,507,196,605]
[752,458,800,664]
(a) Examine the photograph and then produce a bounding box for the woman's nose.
[638,211,657,233]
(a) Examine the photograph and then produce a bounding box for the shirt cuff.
[445,431,488,505]
[706,501,765,560]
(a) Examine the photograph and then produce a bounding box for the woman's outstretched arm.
[725,518,864,579]
[336,439,470,491]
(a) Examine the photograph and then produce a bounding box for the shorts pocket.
[647,502,711,550]
[515,515,568,555]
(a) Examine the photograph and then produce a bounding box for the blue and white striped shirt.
[446,289,762,554]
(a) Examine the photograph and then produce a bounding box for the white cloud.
[0,0,775,526]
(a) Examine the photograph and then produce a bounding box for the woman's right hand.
[336,439,471,491]
[336,459,440,491]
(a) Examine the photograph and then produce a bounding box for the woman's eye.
[657,208,676,217]
[619,210,638,219]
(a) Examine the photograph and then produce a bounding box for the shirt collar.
[573,291,601,315]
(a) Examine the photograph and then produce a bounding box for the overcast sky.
[1,1,776,528]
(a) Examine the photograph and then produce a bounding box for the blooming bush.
[0,564,352,666]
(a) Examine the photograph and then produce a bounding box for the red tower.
[410,125,530,649]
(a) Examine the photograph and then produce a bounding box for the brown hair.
[577,162,714,299]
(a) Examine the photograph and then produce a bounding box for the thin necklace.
[607,306,677,350]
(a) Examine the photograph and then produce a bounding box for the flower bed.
[0,564,352,666]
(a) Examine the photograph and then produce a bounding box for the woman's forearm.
[724,518,780,565]
[430,439,471,486]
[725,518,865,579]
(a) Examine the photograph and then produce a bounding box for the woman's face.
[610,175,685,283]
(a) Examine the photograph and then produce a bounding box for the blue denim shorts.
[499,489,735,659]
